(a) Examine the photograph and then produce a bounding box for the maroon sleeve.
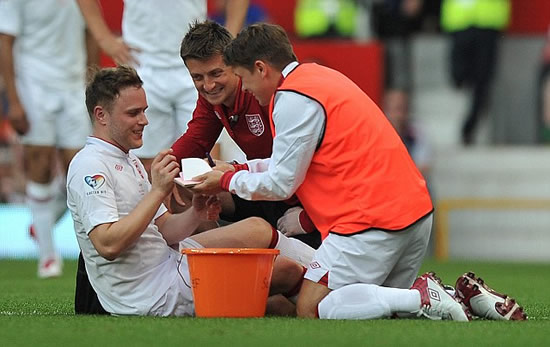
[232,163,249,172]
[299,209,317,233]
[171,96,224,163]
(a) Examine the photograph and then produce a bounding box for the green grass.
[1,259,549,346]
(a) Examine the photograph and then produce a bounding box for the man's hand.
[150,149,179,196]
[99,35,140,66]
[211,160,236,173]
[7,101,29,135]
[190,170,224,195]
[192,194,222,221]
[166,185,191,214]
[277,206,307,237]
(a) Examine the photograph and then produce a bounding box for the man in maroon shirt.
[171,61,272,160]
[172,20,321,248]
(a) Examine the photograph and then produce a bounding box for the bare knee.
[190,216,272,248]
[241,217,273,247]
[270,257,303,295]
[242,216,272,232]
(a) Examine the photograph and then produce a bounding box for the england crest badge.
[245,114,264,136]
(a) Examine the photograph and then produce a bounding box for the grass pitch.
[1,259,549,346]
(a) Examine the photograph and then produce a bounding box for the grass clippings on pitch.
[0,259,549,347]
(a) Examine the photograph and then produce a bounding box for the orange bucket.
[182,248,279,318]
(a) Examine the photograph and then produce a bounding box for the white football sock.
[27,181,57,261]
[318,283,421,319]
[274,230,314,267]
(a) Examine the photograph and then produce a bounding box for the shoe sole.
[455,272,527,321]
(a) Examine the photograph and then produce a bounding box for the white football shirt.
[67,137,193,315]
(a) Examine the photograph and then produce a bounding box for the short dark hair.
[180,20,233,63]
[85,65,143,119]
[223,23,297,71]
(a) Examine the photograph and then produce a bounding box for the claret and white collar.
[282,61,299,78]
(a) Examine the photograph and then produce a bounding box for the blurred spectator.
[0,118,25,204]
[0,69,26,204]
[440,0,511,145]
[372,0,422,95]
[0,0,97,278]
[0,78,15,202]
[210,0,268,29]
[538,26,550,143]
[416,0,441,32]
[384,90,432,186]
[370,1,431,183]
[0,75,9,202]
[295,0,358,39]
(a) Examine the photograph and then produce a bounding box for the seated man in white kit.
[66,65,312,316]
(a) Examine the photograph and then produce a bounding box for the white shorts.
[148,238,204,317]
[131,65,198,158]
[305,214,433,290]
[17,77,90,148]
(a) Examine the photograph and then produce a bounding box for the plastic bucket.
[182,248,279,318]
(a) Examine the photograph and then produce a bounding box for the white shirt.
[228,62,326,200]
[122,0,206,68]
[67,137,184,316]
[0,0,87,88]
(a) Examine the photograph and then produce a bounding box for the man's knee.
[242,216,272,233]
[270,257,304,295]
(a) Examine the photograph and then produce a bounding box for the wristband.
[220,171,236,191]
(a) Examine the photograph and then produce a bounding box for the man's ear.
[93,105,108,125]
[254,60,268,77]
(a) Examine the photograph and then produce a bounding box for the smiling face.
[232,62,279,107]
[186,54,240,107]
[94,86,148,152]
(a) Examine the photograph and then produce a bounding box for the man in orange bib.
[191,23,472,321]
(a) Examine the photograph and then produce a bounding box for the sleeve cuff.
[220,171,236,192]
[299,210,316,233]
[232,163,249,172]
